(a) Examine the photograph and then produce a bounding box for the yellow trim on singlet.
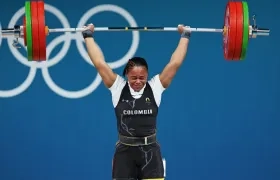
[142,178,164,180]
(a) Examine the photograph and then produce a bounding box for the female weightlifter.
[82,23,191,180]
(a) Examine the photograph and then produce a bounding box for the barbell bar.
[0,1,270,61]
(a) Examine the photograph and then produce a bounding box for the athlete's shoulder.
[109,74,127,107]
[109,74,126,93]
[148,74,166,93]
[148,74,166,107]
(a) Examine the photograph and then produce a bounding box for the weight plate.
[232,2,244,60]
[23,17,27,46]
[37,1,47,60]
[31,1,40,60]
[240,1,249,60]
[25,1,33,61]
[223,2,237,60]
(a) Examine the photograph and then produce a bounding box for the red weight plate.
[37,1,46,61]
[232,2,244,60]
[31,1,40,60]
[23,17,27,46]
[223,2,237,60]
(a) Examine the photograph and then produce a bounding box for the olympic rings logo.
[0,3,139,98]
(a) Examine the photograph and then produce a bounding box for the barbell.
[0,1,270,61]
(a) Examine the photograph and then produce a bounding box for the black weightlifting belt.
[118,133,157,146]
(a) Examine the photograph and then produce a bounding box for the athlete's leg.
[137,142,165,180]
[112,142,138,180]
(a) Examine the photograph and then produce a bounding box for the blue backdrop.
[0,0,279,179]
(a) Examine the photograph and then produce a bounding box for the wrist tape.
[181,30,191,39]
[82,29,93,39]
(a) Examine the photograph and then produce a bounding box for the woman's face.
[126,66,148,92]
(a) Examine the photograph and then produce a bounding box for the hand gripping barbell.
[0,1,270,61]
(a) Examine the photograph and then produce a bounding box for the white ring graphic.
[41,33,103,99]
[0,67,37,97]
[75,4,140,69]
[0,3,139,98]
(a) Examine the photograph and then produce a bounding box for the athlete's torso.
[109,74,165,137]
[115,82,158,136]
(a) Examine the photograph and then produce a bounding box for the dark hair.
[122,57,148,76]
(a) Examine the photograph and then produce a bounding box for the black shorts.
[112,141,164,179]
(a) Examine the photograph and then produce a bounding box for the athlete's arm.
[159,25,191,88]
[83,24,117,88]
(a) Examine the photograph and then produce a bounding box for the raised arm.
[82,24,117,88]
[159,25,191,88]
